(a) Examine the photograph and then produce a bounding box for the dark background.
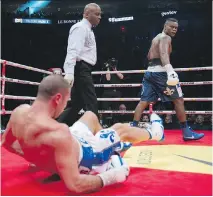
[1,0,212,126]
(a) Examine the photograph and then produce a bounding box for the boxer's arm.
[1,120,14,146]
[64,27,87,75]
[159,35,171,66]
[54,133,103,193]
[9,140,24,156]
[159,35,179,85]
[1,121,24,156]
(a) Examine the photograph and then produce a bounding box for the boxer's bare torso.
[2,104,80,173]
[147,33,172,61]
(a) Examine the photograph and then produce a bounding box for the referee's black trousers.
[57,61,98,126]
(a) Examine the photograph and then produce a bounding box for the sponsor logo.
[58,19,81,24]
[14,18,52,24]
[186,111,196,114]
[161,11,177,17]
[137,150,152,165]
[108,16,134,23]
[100,131,115,143]
[183,136,195,139]
[124,145,212,174]
[14,18,23,23]
[78,137,90,147]
[164,87,175,96]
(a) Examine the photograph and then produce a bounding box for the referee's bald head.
[84,3,100,14]
[83,3,101,26]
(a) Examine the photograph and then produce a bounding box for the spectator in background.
[113,104,131,123]
[141,114,150,122]
[119,104,127,113]
[191,115,209,130]
[164,114,179,129]
[165,114,172,123]
[101,58,124,125]
[187,114,196,124]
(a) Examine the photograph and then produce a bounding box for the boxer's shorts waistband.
[147,58,167,72]
[147,65,167,72]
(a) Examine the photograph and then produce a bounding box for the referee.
[58,3,101,126]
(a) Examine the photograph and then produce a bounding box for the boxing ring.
[1,59,212,195]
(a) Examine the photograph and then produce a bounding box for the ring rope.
[98,110,212,115]
[0,59,52,75]
[1,95,36,100]
[1,110,212,115]
[1,95,212,102]
[1,77,212,87]
[0,77,40,86]
[94,81,213,87]
[1,61,7,115]
[91,66,213,75]
[97,98,213,101]
[1,59,212,75]
[1,60,212,117]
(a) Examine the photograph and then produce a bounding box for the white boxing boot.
[149,113,165,141]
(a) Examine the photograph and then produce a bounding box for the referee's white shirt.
[63,18,97,74]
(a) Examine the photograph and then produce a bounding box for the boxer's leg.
[91,113,164,156]
[112,123,150,143]
[133,72,158,127]
[76,111,103,135]
[69,111,104,155]
[152,73,204,141]
[133,101,149,124]
[173,97,204,141]
[173,97,186,123]
[112,113,164,143]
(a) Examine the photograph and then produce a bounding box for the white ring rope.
[1,77,212,87]
[1,95,36,100]
[1,59,212,116]
[1,95,212,102]
[0,59,52,75]
[91,66,213,75]
[1,110,212,115]
[94,81,213,87]
[1,59,212,75]
[0,77,40,86]
[97,98,213,101]
[98,110,212,115]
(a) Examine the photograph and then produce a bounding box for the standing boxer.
[132,18,204,141]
